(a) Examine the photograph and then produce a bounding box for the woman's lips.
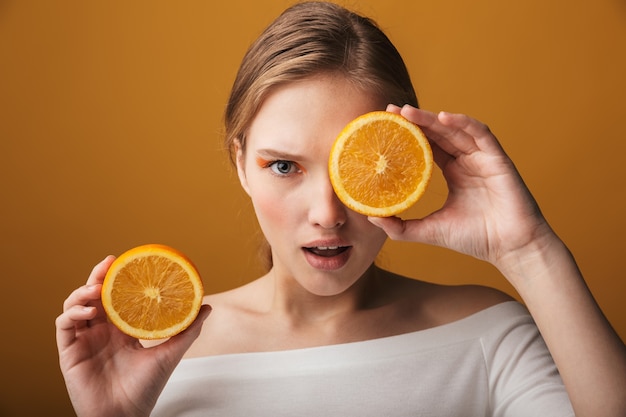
[304,246,350,257]
[302,245,352,270]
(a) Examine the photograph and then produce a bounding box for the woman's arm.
[371,105,626,416]
[497,231,626,416]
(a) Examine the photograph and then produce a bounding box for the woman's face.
[236,74,388,297]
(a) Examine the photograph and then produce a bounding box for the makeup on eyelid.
[255,156,272,168]
[255,156,306,174]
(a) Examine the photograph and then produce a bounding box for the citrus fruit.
[328,111,433,217]
[101,244,204,339]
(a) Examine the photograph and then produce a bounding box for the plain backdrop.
[1,0,625,414]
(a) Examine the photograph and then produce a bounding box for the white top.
[151,301,574,416]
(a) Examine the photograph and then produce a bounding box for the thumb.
[368,216,411,241]
[368,215,443,246]
[177,304,212,343]
[157,304,212,357]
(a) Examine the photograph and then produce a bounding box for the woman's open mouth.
[304,246,350,257]
[302,245,352,270]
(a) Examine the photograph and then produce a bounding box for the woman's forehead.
[245,76,384,155]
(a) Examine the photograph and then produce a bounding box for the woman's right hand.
[55,256,211,417]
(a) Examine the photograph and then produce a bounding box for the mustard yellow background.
[1,0,625,414]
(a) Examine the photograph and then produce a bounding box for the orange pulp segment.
[101,244,204,339]
[328,111,433,217]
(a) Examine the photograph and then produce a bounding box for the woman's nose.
[308,177,347,229]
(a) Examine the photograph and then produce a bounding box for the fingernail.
[367,216,383,226]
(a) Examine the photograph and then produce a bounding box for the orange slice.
[101,244,204,339]
[329,111,433,217]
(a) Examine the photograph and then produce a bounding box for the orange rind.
[101,244,204,339]
[329,111,433,217]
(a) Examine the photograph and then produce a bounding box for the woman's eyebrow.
[255,148,306,161]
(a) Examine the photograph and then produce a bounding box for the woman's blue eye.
[269,160,297,175]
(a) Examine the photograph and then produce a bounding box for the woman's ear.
[234,139,251,196]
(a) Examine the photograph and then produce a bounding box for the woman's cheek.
[250,187,298,240]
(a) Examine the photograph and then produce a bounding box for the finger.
[404,106,482,157]
[55,305,98,348]
[59,283,106,343]
[60,256,114,312]
[429,140,454,171]
[437,111,505,154]
[386,103,402,114]
[153,305,212,361]
[62,283,102,312]
[398,106,442,142]
[368,215,446,247]
[368,216,414,241]
[397,104,438,126]
[56,305,98,331]
[397,105,475,159]
[388,105,450,164]
[86,255,116,286]
[176,305,212,342]
[384,106,456,179]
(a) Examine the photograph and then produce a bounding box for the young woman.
[56,2,626,416]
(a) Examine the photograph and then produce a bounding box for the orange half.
[101,244,204,339]
[329,111,433,217]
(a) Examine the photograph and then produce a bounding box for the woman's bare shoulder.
[382,270,516,327]
[184,271,515,356]
[183,277,272,357]
[203,275,269,312]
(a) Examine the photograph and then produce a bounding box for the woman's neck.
[266,264,382,328]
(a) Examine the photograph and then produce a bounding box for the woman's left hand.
[370,105,626,417]
[369,104,555,269]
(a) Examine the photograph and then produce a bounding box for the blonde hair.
[224,1,418,162]
[224,1,418,269]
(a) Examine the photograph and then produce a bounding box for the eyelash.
[266,160,301,176]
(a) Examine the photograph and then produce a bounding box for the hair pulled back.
[224,1,418,160]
